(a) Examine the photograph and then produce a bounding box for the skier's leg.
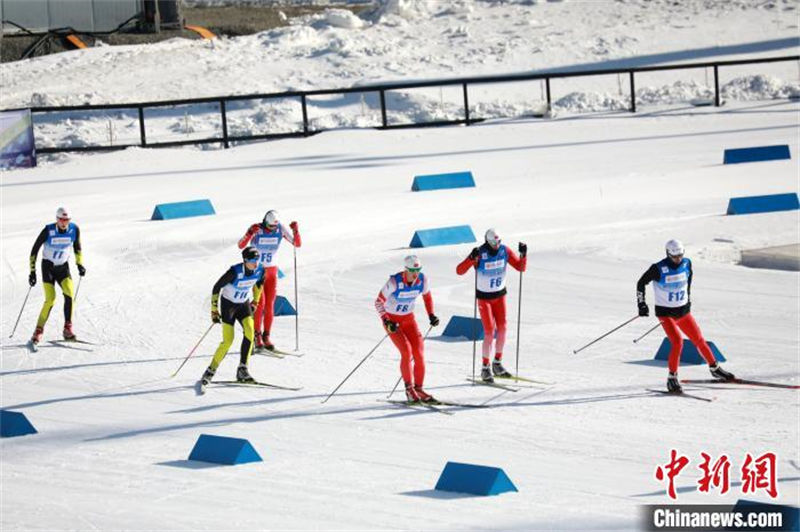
[492,297,508,362]
[676,313,717,365]
[659,317,683,373]
[478,299,495,366]
[261,267,278,345]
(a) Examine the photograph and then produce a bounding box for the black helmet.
[242,246,259,262]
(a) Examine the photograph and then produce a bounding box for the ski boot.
[254,332,264,351]
[262,332,275,351]
[492,360,513,378]
[196,366,215,395]
[667,372,682,393]
[405,384,420,403]
[31,326,43,345]
[480,365,494,383]
[63,322,76,341]
[709,364,735,381]
[236,364,256,384]
[414,385,435,403]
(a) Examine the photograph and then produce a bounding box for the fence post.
[462,83,470,125]
[138,107,147,146]
[545,77,551,112]
[629,71,636,113]
[220,99,229,149]
[379,89,387,128]
[301,94,309,136]
[713,65,720,107]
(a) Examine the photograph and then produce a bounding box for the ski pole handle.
[171,322,216,378]
[572,315,639,354]
[8,286,32,339]
[633,322,660,344]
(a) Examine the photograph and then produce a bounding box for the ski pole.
[323,333,388,404]
[633,322,660,344]
[74,276,83,302]
[387,324,434,399]
[171,322,216,378]
[471,267,478,383]
[572,315,639,354]
[293,244,299,352]
[515,268,523,377]
[8,286,32,339]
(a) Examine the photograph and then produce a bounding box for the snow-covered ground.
[0,0,798,151]
[2,100,799,530]
[1,1,800,530]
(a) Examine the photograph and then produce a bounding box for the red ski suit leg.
[659,313,716,373]
[255,267,279,336]
[385,313,425,387]
[478,297,507,360]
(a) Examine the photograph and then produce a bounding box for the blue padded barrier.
[653,338,726,365]
[0,410,37,438]
[409,225,476,248]
[412,171,475,191]
[435,462,518,496]
[726,193,799,215]
[441,316,484,341]
[723,145,790,165]
[274,295,296,316]
[151,199,215,220]
[188,434,262,465]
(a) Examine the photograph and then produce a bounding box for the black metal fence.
[8,54,798,154]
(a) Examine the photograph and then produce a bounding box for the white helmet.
[404,254,422,271]
[56,207,70,220]
[485,228,501,248]
[263,210,279,227]
[665,239,685,258]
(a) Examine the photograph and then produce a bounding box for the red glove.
[290,221,301,247]
[238,224,259,249]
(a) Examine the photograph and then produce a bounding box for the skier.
[375,255,439,403]
[637,239,735,393]
[28,207,86,346]
[237,210,301,351]
[197,246,265,392]
[456,228,527,383]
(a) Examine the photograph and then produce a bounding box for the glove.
[289,221,298,231]
[638,302,649,317]
[428,313,440,327]
[383,318,398,333]
[28,271,36,286]
[469,247,480,260]
[518,242,527,257]
[77,264,86,277]
[211,309,221,323]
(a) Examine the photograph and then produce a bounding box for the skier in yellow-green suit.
[29,207,86,347]
[196,246,265,395]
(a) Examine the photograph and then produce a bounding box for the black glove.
[428,313,440,327]
[518,242,527,257]
[211,309,221,324]
[28,271,36,286]
[638,302,649,317]
[383,318,398,333]
[77,264,86,277]
[469,247,480,260]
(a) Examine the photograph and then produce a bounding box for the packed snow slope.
[2,0,799,108]
[1,100,798,530]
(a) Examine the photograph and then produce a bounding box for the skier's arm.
[456,253,477,275]
[421,276,434,315]
[252,269,266,304]
[29,227,47,272]
[237,224,259,249]
[285,221,302,247]
[687,259,693,297]
[73,225,84,267]
[211,268,236,311]
[636,264,660,305]
[374,277,396,318]
[506,245,527,272]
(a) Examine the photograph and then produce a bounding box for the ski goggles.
[405,266,422,273]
